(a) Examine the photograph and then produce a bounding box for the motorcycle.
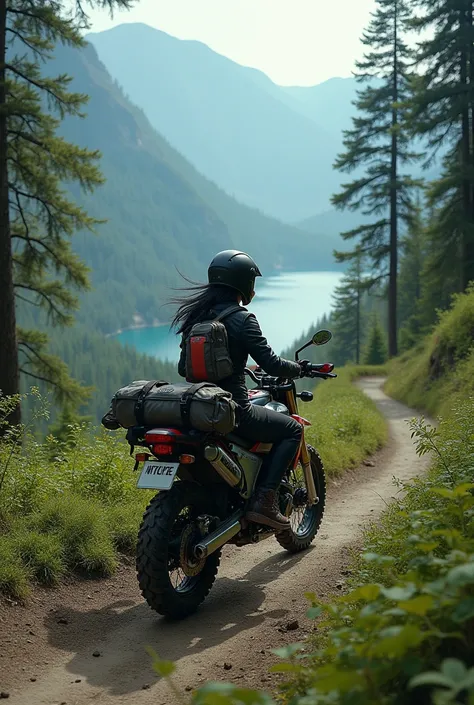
[130,329,336,619]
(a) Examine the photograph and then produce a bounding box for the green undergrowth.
[153,397,474,705]
[0,391,150,599]
[304,366,388,475]
[385,283,474,417]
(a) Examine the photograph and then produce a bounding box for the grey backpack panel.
[184,305,244,383]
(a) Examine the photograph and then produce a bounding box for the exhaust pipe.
[204,445,242,488]
[194,512,243,559]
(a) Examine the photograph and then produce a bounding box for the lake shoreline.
[113,271,343,362]
[106,320,170,339]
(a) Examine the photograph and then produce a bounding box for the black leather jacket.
[178,298,301,407]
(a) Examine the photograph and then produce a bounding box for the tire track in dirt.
[0,378,432,705]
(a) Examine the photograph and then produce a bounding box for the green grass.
[0,393,151,599]
[385,284,474,417]
[304,367,388,475]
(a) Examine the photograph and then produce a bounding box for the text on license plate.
[137,461,179,490]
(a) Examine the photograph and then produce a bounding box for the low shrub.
[11,531,65,586]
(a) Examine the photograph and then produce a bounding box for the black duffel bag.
[102,380,236,435]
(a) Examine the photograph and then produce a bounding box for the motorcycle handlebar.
[244,365,337,385]
[244,367,261,384]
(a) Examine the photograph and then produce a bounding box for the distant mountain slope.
[48,42,341,334]
[87,23,345,222]
[298,209,369,239]
[282,78,359,139]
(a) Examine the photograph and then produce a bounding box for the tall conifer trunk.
[0,0,21,425]
[388,0,399,357]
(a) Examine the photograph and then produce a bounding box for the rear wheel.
[136,481,221,619]
[276,445,326,553]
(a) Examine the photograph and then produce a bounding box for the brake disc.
[179,523,207,577]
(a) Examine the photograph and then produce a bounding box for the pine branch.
[6,26,42,56]
[14,283,73,323]
[19,368,57,386]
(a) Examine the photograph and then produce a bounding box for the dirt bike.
[130,329,336,619]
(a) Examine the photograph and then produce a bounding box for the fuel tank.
[264,401,290,415]
[248,390,289,415]
[248,389,271,406]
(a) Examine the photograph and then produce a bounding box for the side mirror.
[295,329,333,360]
[312,330,332,346]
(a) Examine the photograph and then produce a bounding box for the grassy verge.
[304,367,387,475]
[385,284,474,417]
[0,367,387,600]
[0,391,151,600]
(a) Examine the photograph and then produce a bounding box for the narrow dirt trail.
[0,378,432,705]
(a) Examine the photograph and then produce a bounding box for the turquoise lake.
[116,271,343,363]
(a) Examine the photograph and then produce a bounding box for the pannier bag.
[102,380,236,435]
[184,305,244,383]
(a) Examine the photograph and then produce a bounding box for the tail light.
[145,430,179,456]
[153,444,173,456]
[319,363,334,374]
[145,432,177,444]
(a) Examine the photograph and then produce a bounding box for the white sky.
[87,0,376,86]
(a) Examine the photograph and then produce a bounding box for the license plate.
[137,461,179,490]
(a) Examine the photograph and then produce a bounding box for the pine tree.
[397,201,426,349]
[410,0,474,292]
[364,315,388,365]
[332,251,367,364]
[331,0,420,359]
[0,0,134,425]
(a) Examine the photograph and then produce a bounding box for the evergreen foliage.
[0,0,135,424]
[364,315,389,365]
[332,0,421,358]
[332,251,367,364]
[410,0,474,292]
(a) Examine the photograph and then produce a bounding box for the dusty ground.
[0,378,432,705]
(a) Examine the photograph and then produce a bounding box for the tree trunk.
[0,0,21,427]
[388,0,398,358]
[460,6,472,290]
[468,1,474,287]
[355,288,361,365]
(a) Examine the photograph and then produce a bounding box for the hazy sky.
[87,0,376,86]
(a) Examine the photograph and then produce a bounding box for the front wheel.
[276,445,326,553]
[136,481,221,619]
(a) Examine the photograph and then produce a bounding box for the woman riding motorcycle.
[172,250,306,531]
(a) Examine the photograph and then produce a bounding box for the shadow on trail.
[44,546,312,696]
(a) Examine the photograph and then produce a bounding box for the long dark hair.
[169,276,238,335]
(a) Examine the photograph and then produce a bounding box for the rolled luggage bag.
[106,380,236,435]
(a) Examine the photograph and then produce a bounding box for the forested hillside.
[48,42,342,336]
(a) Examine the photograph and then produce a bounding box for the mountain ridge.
[87,23,354,222]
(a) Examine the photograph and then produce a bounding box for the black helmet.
[208,250,262,305]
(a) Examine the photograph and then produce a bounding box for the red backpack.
[184,305,244,383]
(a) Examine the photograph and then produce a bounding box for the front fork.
[286,390,319,506]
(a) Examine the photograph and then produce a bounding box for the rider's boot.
[246,487,291,531]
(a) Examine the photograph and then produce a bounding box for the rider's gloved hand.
[298,360,311,377]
